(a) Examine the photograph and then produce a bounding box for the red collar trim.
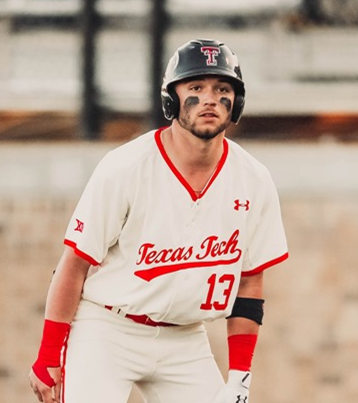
[154,127,228,201]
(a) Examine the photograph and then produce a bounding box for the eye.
[218,86,230,94]
[189,84,202,92]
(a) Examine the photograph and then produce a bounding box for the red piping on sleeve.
[60,330,70,403]
[241,252,289,277]
[64,239,100,266]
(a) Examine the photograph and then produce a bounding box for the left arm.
[217,272,264,403]
[227,272,263,337]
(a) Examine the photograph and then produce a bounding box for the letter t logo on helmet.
[161,39,245,124]
[200,46,221,66]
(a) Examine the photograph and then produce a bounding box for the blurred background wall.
[0,1,358,403]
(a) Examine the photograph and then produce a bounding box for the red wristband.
[228,333,258,371]
[32,319,71,387]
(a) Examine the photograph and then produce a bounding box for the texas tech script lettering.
[134,229,242,281]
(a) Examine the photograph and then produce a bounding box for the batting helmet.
[161,39,245,124]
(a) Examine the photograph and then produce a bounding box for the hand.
[213,370,251,403]
[29,367,61,403]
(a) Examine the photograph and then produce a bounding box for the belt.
[104,305,177,327]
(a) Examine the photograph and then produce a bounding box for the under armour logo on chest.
[234,199,250,211]
[236,396,248,403]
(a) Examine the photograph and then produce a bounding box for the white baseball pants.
[62,300,224,403]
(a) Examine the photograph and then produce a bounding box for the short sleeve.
[64,152,129,265]
[241,171,288,276]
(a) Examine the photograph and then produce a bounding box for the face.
[175,76,235,140]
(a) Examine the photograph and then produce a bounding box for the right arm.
[45,245,91,321]
[29,245,91,403]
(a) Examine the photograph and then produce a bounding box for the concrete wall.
[0,139,357,403]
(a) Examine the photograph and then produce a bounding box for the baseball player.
[29,39,288,403]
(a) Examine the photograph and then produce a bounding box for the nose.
[202,88,217,106]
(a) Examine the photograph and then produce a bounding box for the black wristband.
[226,297,264,325]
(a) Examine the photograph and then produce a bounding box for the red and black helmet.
[161,39,245,124]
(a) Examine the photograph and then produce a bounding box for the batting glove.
[214,370,251,403]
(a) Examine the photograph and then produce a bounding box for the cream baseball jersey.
[64,128,288,325]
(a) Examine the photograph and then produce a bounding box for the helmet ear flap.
[232,94,245,124]
[162,87,180,121]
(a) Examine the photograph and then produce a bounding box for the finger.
[48,366,61,384]
[35,389,44,402]
[29,370,51,402]
[31,380,54,403]
[30,384,44,403]
[41,388,55,403]
[47,367,62,402]
[29,371,37,388]
[53,382,61,403]
[29,378,43,402]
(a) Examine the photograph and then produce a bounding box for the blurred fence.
[0,0,358,140]
[302,0,358,24]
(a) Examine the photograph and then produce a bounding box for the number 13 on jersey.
[200,273,235,311]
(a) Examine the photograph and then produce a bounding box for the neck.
[162,120,225,173]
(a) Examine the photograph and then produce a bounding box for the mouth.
[198,111,219,118]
